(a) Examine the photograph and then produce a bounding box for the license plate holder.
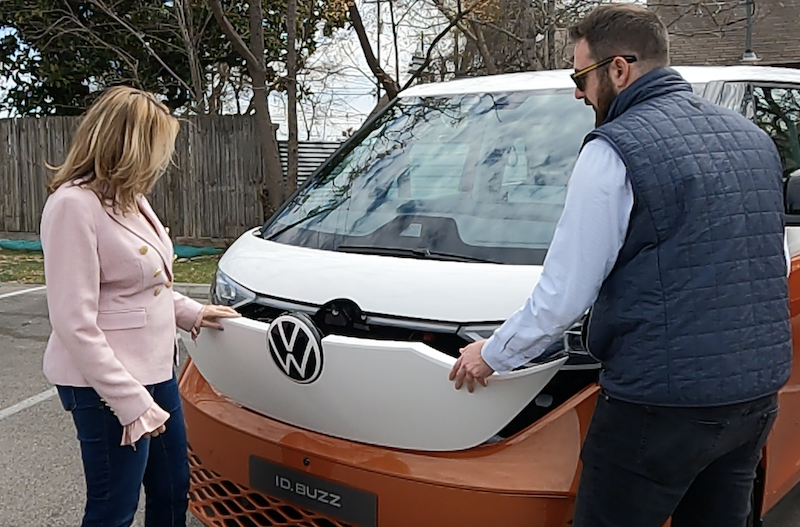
[249,456,377,527]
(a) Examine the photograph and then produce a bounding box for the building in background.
[652,0,800,67]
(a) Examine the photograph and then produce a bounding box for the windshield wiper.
[336,244,495,263]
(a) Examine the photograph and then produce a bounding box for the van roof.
[400,66,800,98]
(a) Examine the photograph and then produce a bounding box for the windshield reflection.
[262,90,595,265]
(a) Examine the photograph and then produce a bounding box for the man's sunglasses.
[571,55,638,91]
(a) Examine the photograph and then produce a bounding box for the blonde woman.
[40,86,239,527]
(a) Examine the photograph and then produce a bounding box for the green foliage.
[0,0,346,115]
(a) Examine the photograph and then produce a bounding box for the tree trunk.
[248,2,286,217]
[208,0,285,220]
[286,0,299,194]
[347,0,399,99]
[389,0,400,82]
[471,22,499,75]
[546,0,556,69]
[175,0,206,111]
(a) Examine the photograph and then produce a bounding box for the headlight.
[210,269,256,308]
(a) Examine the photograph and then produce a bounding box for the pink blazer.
[40,184,204,425]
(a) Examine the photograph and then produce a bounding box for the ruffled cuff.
[190,305,206,342]
[121,403,170,447]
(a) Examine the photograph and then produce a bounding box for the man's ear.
[609,57,633,90]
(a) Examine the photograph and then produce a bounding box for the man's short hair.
[569,5,670,69]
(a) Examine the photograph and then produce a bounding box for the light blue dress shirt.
[480,138,791,373]
[481,139,631,373]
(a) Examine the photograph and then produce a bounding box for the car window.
[745,84,800,177]
[718,82,748,112]
[691,83,707,97]
[261,91,595,265]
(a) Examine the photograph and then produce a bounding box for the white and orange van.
[181,65,800,527]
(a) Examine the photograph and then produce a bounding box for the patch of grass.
[0,249,217,285]
[173,255,219,284]
[0,249,45,283]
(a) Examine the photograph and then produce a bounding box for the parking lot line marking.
[0,285,47,300]
[0,387,58,422]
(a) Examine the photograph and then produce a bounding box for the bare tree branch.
[46,5,144,87]
[207,0,263,74]
[174,0,206,111]
[389,0,401,81]
[470,20,498,74]
[474,18,524,43]
[403,4,476,89]
[430,0,478,40]
[286,0,299,193]
[87,0,195,98]
[347,0,400,99]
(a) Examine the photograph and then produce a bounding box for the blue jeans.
[57,374,189,527]
[572,392,778,527]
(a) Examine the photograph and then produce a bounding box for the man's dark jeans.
[572,391,778,527]
[57,374,189,527]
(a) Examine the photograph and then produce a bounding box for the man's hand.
[200,305,240,330]
[449,339,495,392]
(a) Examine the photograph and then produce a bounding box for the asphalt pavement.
[1,282,800,527]
[0,284,205,527]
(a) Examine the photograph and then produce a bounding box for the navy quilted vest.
[585,68,792,407]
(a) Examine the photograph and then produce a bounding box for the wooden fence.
[0,115,341,246]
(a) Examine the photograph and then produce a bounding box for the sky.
[269,0,448,140]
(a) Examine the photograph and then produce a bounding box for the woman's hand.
[200,305,241,330]
[143,424,167,439]
[122,402,170,446]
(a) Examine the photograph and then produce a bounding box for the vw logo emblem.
[267,313,323,384]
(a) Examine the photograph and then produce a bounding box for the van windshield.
[261,90,595,265]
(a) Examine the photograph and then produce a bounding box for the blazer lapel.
[105,198,174,281]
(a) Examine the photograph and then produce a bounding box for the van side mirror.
[786,169,800,226]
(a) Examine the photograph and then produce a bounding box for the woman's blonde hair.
[47,86,180,212]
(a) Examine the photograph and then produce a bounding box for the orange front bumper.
[180,359,599,527]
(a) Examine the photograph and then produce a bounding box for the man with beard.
[449,4,791,526]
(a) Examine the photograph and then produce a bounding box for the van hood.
[219,229,544,323]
